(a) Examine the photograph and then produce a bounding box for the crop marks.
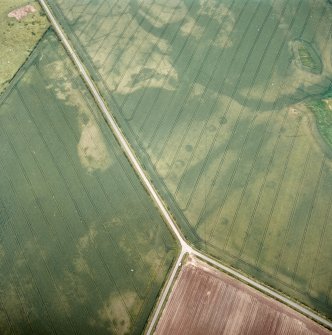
[47,0,332,319]
[0,31,177,334]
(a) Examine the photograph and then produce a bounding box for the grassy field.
[48,0,332,319]
[0,0,49,93]
[0,31,177,334]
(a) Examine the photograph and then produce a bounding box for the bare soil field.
[154,257,331,335]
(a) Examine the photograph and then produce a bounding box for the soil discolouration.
[8,4,36,21]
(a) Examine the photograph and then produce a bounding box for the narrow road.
[38,0,332,332]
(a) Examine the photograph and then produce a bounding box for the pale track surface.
[38,0,332,332]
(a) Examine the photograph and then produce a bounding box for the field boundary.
[0,27,51,104]
[38,0,332,332]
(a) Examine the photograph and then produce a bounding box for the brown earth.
[154,256,331,335]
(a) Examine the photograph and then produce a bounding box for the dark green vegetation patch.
[291,39,323,74]
[307,87,332,150]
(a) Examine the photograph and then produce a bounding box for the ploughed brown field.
[154,257,330,335]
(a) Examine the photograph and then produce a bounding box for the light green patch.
[0,0,49,94]
[137,0,187,28]
[43,58,113,172]
[93,291,141,335]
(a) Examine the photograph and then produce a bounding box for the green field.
[0,31,177,334]
[47,0,332,319]
[0,0,49,93]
